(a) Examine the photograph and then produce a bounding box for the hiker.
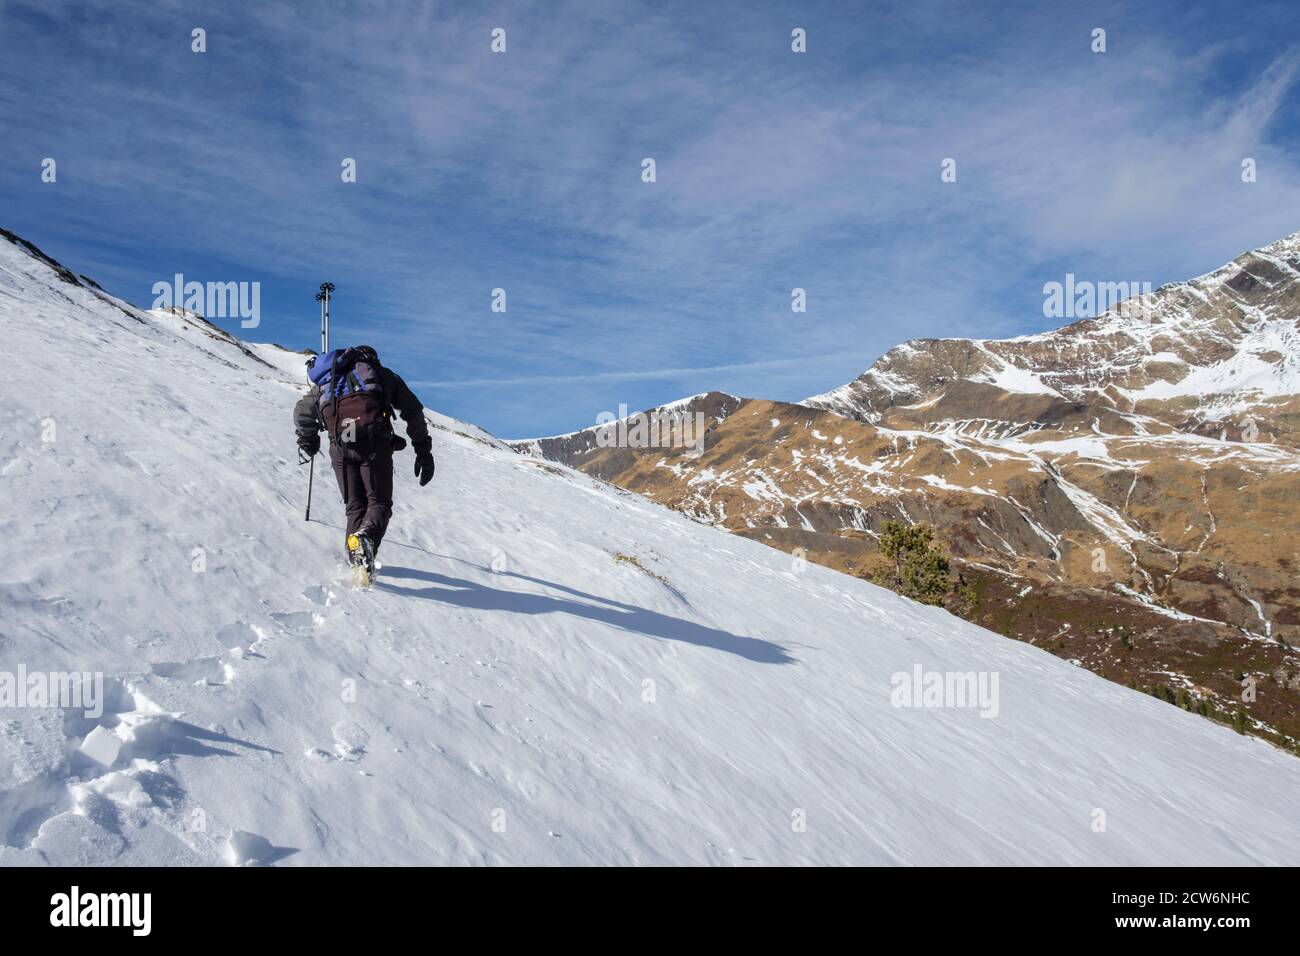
[294,345,435,576]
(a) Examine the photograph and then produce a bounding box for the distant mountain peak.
[805,230,1300,427]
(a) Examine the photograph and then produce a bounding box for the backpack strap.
[330,351,341,444]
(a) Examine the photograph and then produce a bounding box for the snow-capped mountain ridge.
[515,230,1300,753]
[4,226,1300,865]
[805,231,1300,424]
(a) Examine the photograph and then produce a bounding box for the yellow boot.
[346,531,375,587]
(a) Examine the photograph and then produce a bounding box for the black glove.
[298,432,320,458]
[414,451,435,486]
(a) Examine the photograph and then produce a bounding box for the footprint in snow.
[71,681,279,774]
[149,657,234,686]
[1,457,31,478]
[217,620,269,658]
[269,610,320,630]
[301,585,332,607]
[330,720,369,761]
[0,772,72,849]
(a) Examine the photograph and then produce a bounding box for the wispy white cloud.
[412,353,845,389]
[1,0,1298,436]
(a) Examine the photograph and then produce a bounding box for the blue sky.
[2,0,1298,437]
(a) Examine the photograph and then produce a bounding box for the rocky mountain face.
[513,233,1300,752]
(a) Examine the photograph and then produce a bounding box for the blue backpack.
[307,346,389,447]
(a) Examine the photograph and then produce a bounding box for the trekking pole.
[305,281,333,522]
[308,287,322,523]
[315,290,325,353]
[317,282,335,352]
[302,448,315,521]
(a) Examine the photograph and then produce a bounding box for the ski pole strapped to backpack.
[307,346,392,449]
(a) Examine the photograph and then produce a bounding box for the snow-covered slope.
[2,231,1300,866]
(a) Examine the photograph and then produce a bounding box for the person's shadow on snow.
[377,566,794,664]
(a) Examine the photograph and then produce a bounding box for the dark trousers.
[330,444,394,552]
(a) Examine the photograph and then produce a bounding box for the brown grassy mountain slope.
[512,234,1300,752]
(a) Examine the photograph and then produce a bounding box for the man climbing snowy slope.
[294,345,435,579]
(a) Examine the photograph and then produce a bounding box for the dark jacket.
[294,364,432,457]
